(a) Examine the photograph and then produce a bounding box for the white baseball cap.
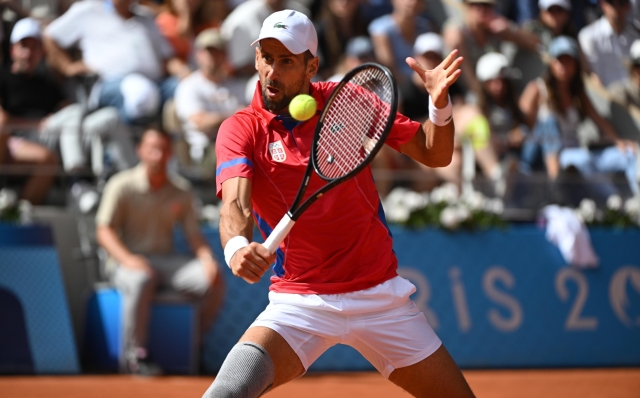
[476,52,520,82]
[10,17,42,44]
[413,33,444,57]
[251,10,317,56]
[539,0,571,10]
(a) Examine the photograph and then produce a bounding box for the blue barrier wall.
[0,224,79,374]
[177,225,640,373]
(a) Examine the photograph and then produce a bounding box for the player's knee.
[202,342,274,398]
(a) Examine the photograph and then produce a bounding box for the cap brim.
[251,32,308,55]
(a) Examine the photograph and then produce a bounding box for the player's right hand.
[230,242,276,284]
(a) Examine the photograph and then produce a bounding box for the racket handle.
[263,214,295,254]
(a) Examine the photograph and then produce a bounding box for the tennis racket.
[262,63,398,253]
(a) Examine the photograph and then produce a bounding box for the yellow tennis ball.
[289,94,317,121]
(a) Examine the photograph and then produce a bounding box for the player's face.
[255,38,318,113]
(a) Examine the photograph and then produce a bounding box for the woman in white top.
[519,36,638,200]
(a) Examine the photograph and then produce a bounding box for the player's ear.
[255,47,260,70]
[306,56,319,79]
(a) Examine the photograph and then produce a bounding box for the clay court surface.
[1,368,639,398]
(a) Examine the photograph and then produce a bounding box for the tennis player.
[204,9,475,398]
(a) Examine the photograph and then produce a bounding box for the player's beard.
[261,74,306,113]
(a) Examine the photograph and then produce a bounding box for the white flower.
[578,198,596,223]
[403,190,429,211]
[440,206,460,229]
[440,183,459,204]
[386,204,410,223]
[0,188,18,210]
[430,186,445,203]
[462,190,485,211]
[624,196,640,215]
[606,194,622,211]
[454,205,470,222]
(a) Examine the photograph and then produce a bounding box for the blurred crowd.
[1,0,640,213]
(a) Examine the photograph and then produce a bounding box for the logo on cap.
[273,22,288,29]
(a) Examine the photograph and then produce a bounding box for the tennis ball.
[289,94,317,121]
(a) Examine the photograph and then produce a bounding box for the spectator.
[156,0,226,78]
[315,0,369,79]
[43,0,179,126]
[609,38,640,109]
[95,128,224,375]
[476,52,528,166]
[220,0,310,79]
[173,28,244,178]
[368,0,434,83]
[578,0,640,88]
[525,0,578,49]
[519,36,638,201]
[443,0,539,101]
[326,35,376,82]
[0,17,61,205]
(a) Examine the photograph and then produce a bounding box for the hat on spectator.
[476,52,521,82]
[631,39,640,65]
[549,36,579,59]
[195,28,226,50]
[345,36,374,59]
[10,17,42,44]
[539,0,571,10]
[251,10,317,56]
[413,33,444,57]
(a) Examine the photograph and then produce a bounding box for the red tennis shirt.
[216,81,421,294]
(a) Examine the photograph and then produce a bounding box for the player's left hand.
[406,50,463,109]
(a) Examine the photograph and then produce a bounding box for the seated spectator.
[476,52,528,167]
[578,0,640,88]
[220,0,309,80]
[443,0,539,101]
[0,17,61,205]
[315,0,369,79]
[43,0,180,126]
[525,0,578,49]
[156,0,225,78]
[519,36,638,201]
[368,0,434,83]
[2,17,137,178]
[326,36,376,82]
[608,39,640,110]
[95,128,224,375]
[173,28,244,179]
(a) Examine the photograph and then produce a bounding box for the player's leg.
[202,326,305,398]
[388,344,475,398]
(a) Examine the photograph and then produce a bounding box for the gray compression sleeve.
[202,342,275,398]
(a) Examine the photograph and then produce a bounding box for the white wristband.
[224,236,249,268]
[429,95,453,126]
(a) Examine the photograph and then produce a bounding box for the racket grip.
[263,214,295,254]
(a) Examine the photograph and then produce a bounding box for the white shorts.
[250,276,442,378]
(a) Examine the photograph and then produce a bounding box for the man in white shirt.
[43,0,177,125]
[220,0,309,79]
[174,28,244,177]
[578,0,640,88]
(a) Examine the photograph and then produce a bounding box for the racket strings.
[316,67,394,179]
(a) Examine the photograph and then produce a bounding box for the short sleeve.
[578,28,595,63]
[95,174,125,228]
[385,112,421,152]
[45,2,89,48]
[368,15,392,37]
[215,114,255,198]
